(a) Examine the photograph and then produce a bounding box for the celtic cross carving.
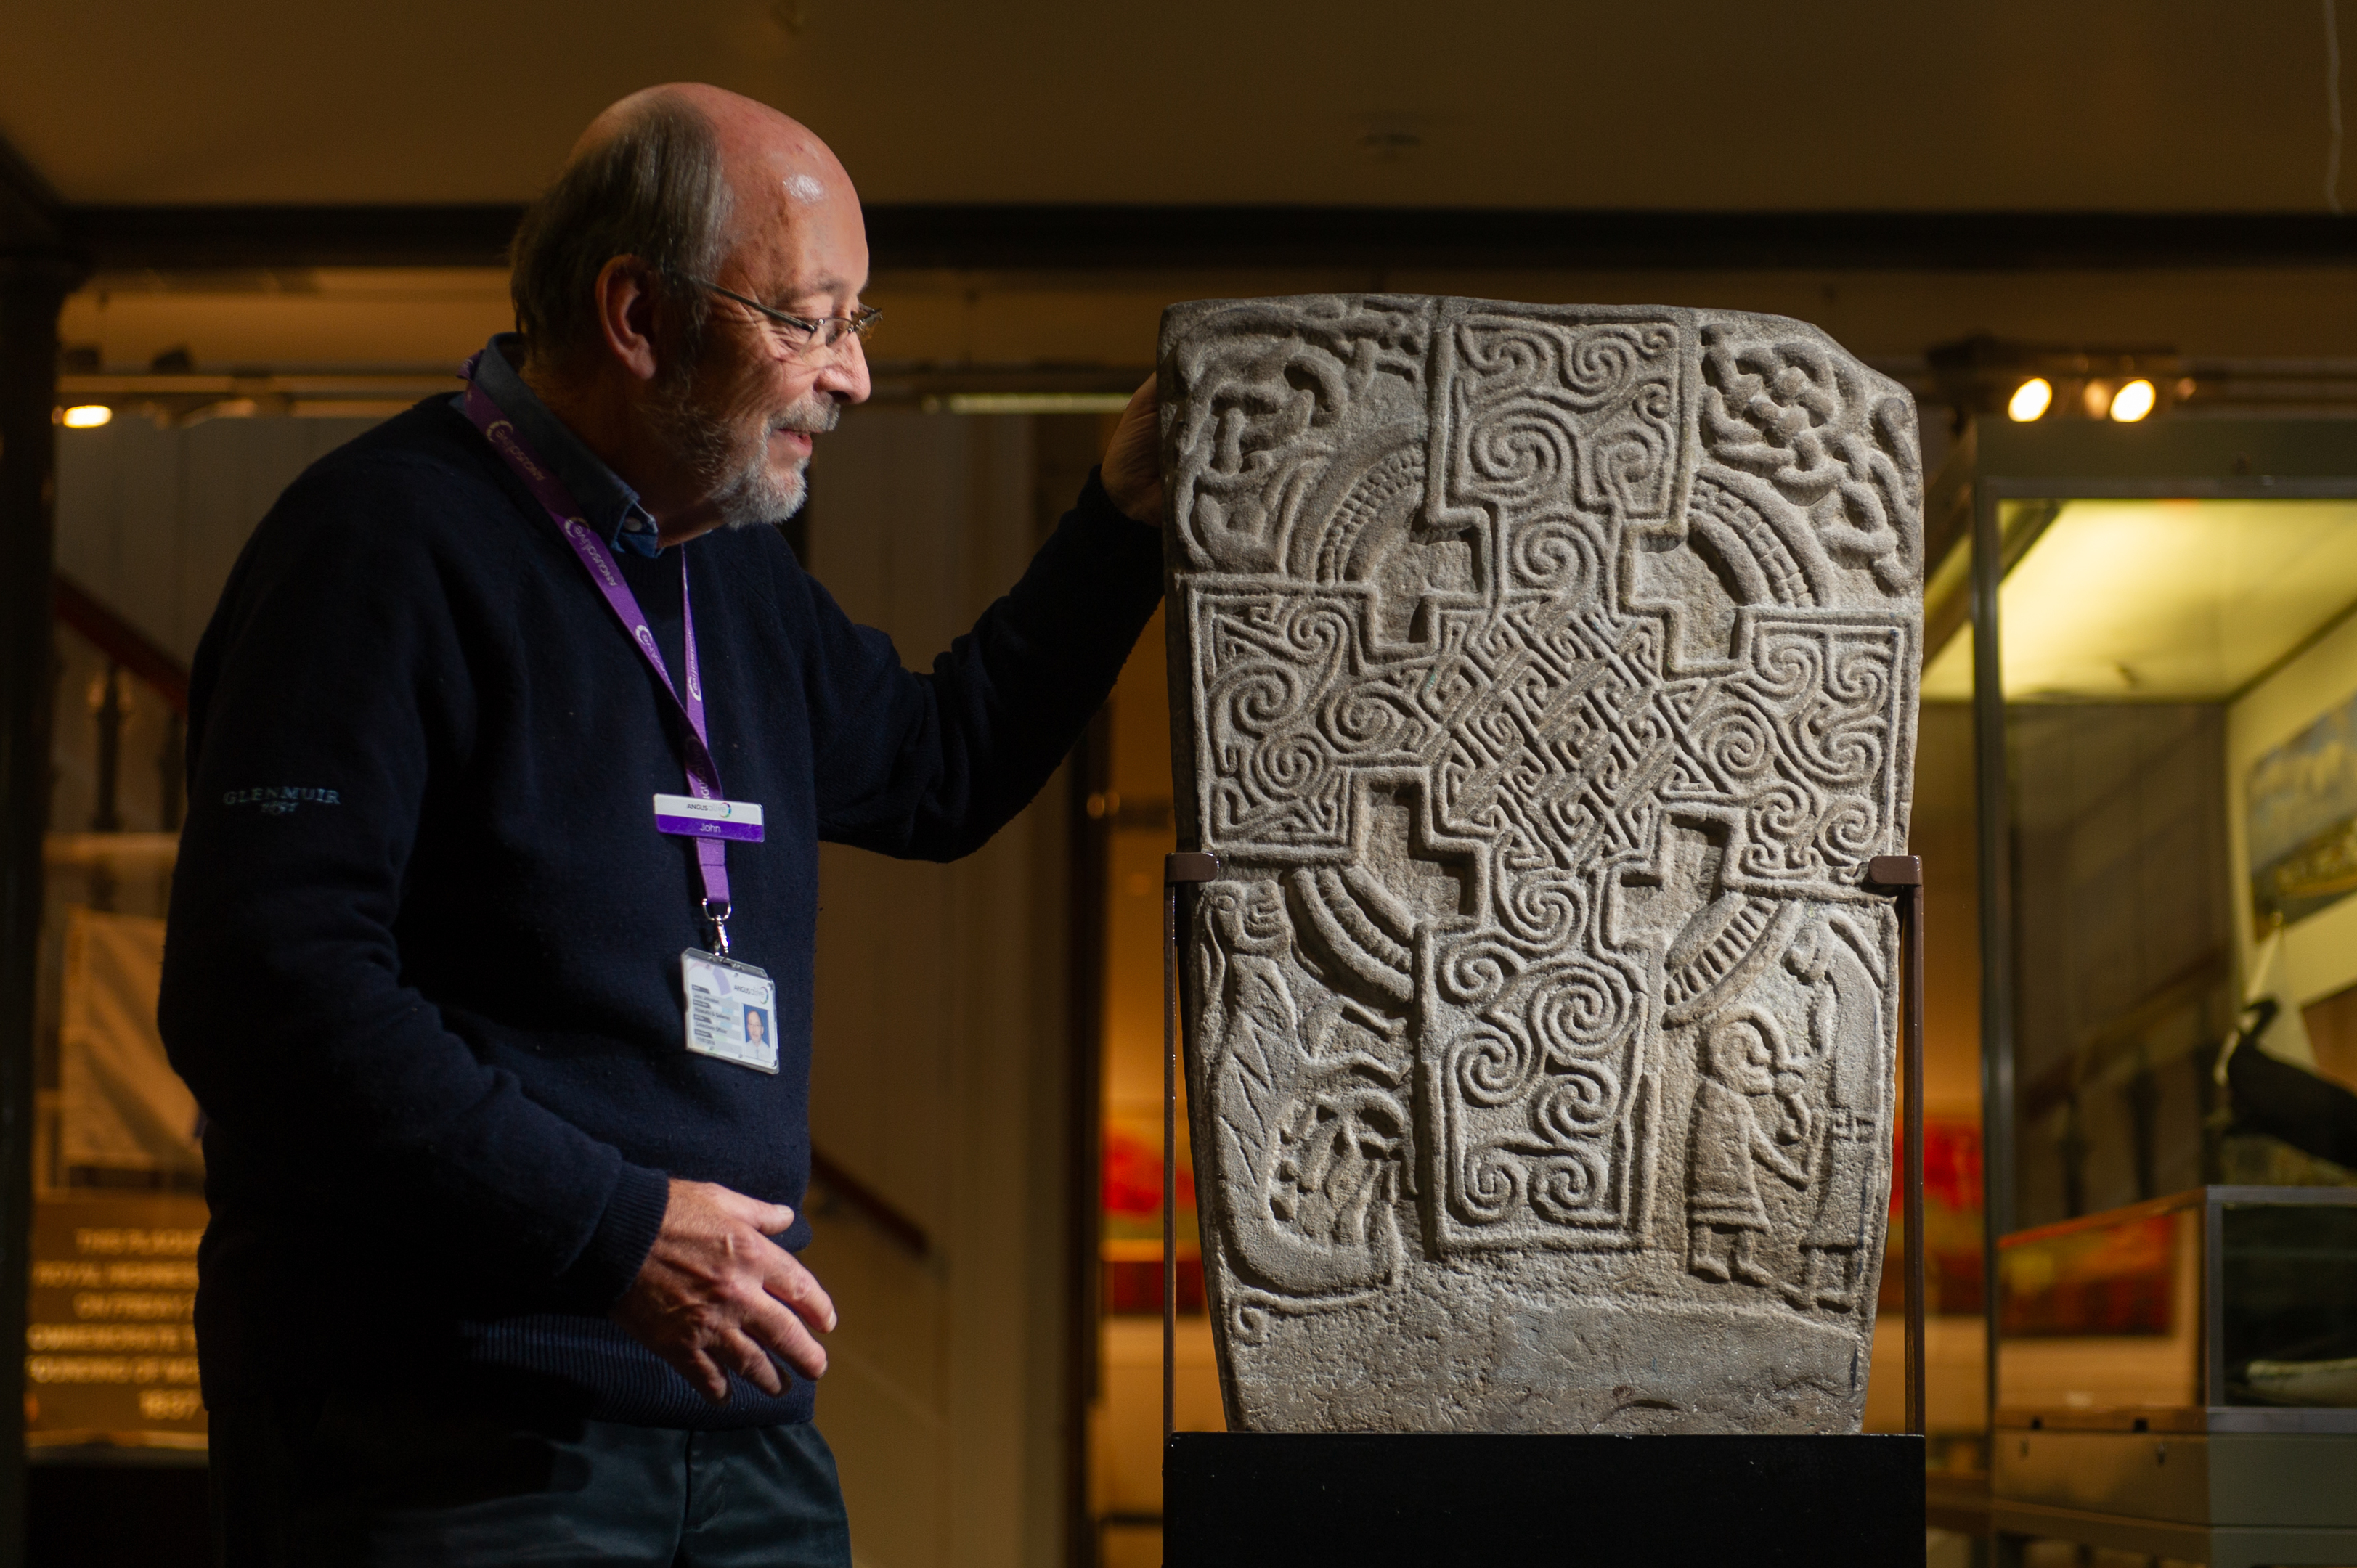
[1160,296,1921,1434]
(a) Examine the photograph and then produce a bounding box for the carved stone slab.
[1158,297,1922,1434]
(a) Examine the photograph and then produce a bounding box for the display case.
[1996,1185,2357,1434]
[1990,1188,2357,1558]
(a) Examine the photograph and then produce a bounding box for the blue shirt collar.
[465,333,663,559]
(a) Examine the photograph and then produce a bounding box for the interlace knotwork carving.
[1161,296,1922,1434]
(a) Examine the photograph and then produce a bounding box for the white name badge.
[654,793,765,842]
[681,949,780,1073]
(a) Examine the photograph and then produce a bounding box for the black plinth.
[1165,1432,1924,1567]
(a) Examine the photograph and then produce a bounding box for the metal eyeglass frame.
[671,273,880,358]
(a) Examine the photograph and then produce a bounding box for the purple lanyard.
[459,361,737,948]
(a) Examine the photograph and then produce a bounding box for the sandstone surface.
[1159,295,1923,1433]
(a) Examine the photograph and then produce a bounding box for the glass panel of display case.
[2220,1198,2357,1408]
[1969,495,2357,1233]
[1997,1196,2204,1418]
[1923,499,2357,703]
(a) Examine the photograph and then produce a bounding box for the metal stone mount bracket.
[1163,851,1220,1443]
[1165,852,1220,886]
[1863,852,1927,1439]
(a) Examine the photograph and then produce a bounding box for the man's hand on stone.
[1101,375,1163,527]
[612,1177,837,1403]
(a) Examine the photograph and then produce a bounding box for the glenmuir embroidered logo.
[223,785,341,816]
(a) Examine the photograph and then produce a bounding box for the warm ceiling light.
[2007,377,2053,422]
[2109,379,2157,422]
[59,404,112,428]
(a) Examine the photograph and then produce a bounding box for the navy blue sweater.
[158,396,1161,1428]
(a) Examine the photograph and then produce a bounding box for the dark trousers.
[209,1381,852,1567]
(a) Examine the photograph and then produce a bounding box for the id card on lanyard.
[460,356,778,1073]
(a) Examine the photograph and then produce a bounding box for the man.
[159,83,1165,1565]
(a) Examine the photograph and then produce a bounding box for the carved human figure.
[1686,1013,1811,1286]
[1782,915,1884,1309]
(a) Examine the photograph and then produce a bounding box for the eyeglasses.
[672,274,880,359]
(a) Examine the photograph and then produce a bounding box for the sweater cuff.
[1080,465,1160,539]
[1071,466,1164,583]
[555,1162,672,1313]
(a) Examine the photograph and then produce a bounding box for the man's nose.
[818,332,871,404]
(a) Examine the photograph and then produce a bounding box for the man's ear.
[591,256,664,383]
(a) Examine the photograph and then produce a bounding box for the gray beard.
[646,367,838,530]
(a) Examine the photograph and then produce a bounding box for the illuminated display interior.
[1924,499,2357,702]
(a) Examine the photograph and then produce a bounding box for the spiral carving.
[1457,1147,1526,1224]
[1282,602,1352,663]
[1498,870,1584,948]
[1753,780,1817,846]
[1535,1066,1618,1140]
[1588,415,1670,517]
[1232,1303,1271,1345]
[1438,938,1522,1007]
[1213,663,1306,743]
[1818,799,1881,861]
[1456,1026,1541,1108]
[1321,684,1415,755]
[1698,702,1777,783]
[1752,637,1823,706]
[1563,327,1661,407]
[1454,322,1550,383]
[1526,960,1632,1060]
[1825,642,1891,708]
[1529,1150,1604,1223]
[1789,704,1883,787]
[1245,733,1329,808]
[1459,401,1578,505]
[1508,517,1599,593]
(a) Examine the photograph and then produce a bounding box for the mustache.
[773,399,841,437]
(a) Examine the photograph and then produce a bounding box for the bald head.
[587,86,865,306]
[509,85,868,375]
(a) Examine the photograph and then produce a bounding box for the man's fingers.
[1099,375,1164,526]
[742,1293,829,1381]
[667,1344,731,1405]
[712,1186,797,1236]
[761,1249,839,1334]
[720,1328,786,1398]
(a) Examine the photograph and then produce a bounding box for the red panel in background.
[1104,1258,1205,1316]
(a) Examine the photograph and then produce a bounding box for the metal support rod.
[1968,481,2015,1438]
[1161,878,1177,1446]
[1161,852,1218,1449]
[1869,853,1928,1438]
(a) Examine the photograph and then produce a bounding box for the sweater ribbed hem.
[457,1312,818,1429]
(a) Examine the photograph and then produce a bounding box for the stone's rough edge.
[1156,295,1924,1435]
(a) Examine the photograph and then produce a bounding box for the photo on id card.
[681,950,778,1072]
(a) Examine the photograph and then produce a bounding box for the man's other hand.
[1101,375,1163,527]
[612,1177,837,1403]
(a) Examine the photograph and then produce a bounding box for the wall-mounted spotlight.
[57,404,112,428]
[1927,334,2183,430]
